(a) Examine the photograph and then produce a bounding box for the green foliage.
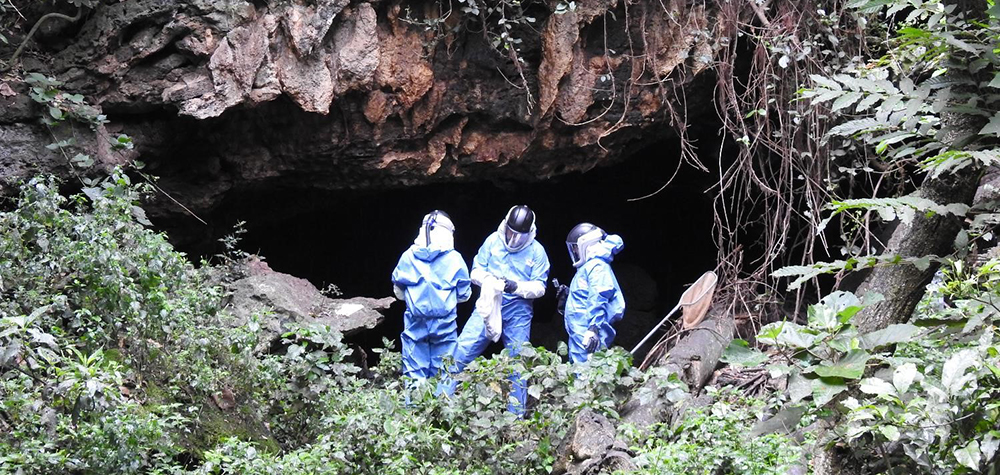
[742,265,1000,472]
[0,175,664,473]
[827,270,999,473]
[804,0,1000,167]
[22,73,133,177]
[776,0,1000,291]
[0,172,218,473]
[730,291,912,407]
[624,390,801,475]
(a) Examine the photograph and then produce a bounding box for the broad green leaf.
[980,113,1000,137]
[954,440,981,471]
[987,362,1000,379]
[983,433,999,462]
[892,363,917,394]
[832,91,863,111]
[828,117,888,136]
[812,377,847,406]
[813,349,870,379]
[757,321,816,349]
[860,324,918,349]
[876,95,903,121]
[820,291,861,313]
[27,328,57,349]
[811,89,847,104]
[856,93,882,112]
[131,206,152,226]
[788,373,812,403]
[859,377,895,396]
[807,304,838,331]
[757,322,783,343]
[990,2,1000,18]
[721,339,769,367]
[528,384,542,400]
[879,425,900,441]
[767,363,793,378]
[810,74,842,91]
[941,349,978,394]
[828,327,860,353]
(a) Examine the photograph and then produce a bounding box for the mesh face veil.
[566,223,606,267]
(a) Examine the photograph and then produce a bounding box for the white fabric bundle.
[476,276,504,342]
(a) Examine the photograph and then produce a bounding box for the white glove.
[393,285,405,301]
[582,329,599,353]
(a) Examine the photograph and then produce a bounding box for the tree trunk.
[854,166,980,333]
[620,302,735,431]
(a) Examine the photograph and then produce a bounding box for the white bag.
[475,277,504,342]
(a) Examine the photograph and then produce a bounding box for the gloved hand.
[503,278,518,294]
[581,326,600,353]
[553,279,569,315]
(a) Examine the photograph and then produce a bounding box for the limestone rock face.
[223,258,390,351]
[1,0,721,226]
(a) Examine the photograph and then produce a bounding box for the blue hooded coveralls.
[452,231,550,411]
[392,244,472,383]
[565,235,625,364]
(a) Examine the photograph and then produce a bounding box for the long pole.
[630,303,682,356]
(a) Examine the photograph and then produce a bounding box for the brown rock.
[274,33,335,114]
[212,387,237,411]
[537,10,580,118]
[552,409,616,474]
[279,0,351,58]
[0,0,725,225]
[331,4,380,94]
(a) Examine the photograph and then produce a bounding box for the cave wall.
[1,0,722,226]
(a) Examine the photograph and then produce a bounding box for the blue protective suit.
[565,235,625,364]
[392,244,471,384]
[452,230,550,411]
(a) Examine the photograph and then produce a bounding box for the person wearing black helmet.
[392,211,472,393]
[451,205,550,413]
[559,222,625,364]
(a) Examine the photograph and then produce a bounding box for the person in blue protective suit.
[558,223,625,364]
[391,210,472,390]
[451,205,550,413]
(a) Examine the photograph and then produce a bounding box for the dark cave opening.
[183,138,720,361]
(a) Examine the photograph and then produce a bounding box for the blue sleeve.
[585,263,616,328]
[530,246,550,284]
[452,252,472,302]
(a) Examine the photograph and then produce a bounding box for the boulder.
[223,258,390,350]
[552,409,629,475]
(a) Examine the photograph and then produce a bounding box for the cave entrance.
[198,139,719,359]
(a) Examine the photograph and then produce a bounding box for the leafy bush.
[835,265,1000,473]
[732,269,1000,473]
[624,390,801,475]
[0,174,655,474]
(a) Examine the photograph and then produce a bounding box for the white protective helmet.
[417,210,455,250]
